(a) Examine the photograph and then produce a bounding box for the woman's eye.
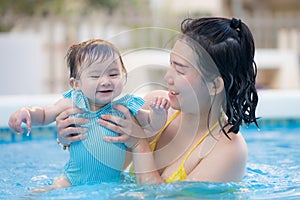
[170,60,186,75]
[175,67,185,75]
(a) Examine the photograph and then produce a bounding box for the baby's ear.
[209,76,224,95]
[69,77,79,89]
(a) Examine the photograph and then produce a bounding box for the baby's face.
[77,56,125,111]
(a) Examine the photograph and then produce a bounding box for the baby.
[8,39,169,191]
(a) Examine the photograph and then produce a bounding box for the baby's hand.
[148,97,170,132]
[8,108,32,134]
[149,96,170,112]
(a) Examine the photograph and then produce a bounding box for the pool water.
[0,121,300,200]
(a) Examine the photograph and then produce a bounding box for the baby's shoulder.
[54,97,73,110]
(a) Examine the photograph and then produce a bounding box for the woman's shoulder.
[218,132,248,158]
[196,132,248,181]
[216,132,248,175]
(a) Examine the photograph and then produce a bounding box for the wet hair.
[181,17,258,138]
[66,39,126,79]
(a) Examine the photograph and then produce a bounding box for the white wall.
[0,33,47,95]
[159,0,225,15]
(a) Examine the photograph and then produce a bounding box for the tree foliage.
[0,0,121,32]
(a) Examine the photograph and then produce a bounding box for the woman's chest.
[153,118,204,177]
[156,137,205,180]
[154,121,222,180]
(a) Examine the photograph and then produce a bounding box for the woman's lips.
[168,91,178,98]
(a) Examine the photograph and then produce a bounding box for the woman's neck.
[180,109,223,138]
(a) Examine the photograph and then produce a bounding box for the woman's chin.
[169,102,181,111]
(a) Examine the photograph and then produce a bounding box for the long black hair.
[181,17,258,138]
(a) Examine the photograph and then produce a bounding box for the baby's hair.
[66,39,126,79]
[181,17,258,138]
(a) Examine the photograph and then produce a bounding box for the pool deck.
[0,89,300,127]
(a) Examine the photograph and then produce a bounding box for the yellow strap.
[181,120,219,164]
[129,110,180,175]
[149,110,180,151]
[165,120,220,183]
[165,165,187,183]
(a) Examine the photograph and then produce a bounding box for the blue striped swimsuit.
[62,90,145,185]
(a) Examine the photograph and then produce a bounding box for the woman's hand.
[56,107,88,146]
[99,104,147,149]
[99,104,164,184]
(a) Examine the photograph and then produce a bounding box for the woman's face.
[164,39,211,114]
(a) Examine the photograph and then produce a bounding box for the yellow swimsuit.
[149,110,219,183]
[149,110,181,151]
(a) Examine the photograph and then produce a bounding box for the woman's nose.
[164,67,174,85]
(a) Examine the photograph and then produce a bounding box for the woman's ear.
[209,76,224,95]
[69,77,79,90]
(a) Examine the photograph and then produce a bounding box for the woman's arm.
[131,139,164,184]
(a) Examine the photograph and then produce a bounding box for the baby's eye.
[90,75,100,78]
[110,73,119,77]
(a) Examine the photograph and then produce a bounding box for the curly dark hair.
[180,17,259,138]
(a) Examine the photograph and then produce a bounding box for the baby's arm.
[8,98,71,134]
[135,96,170,133]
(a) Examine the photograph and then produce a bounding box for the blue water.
[0,121,300,199]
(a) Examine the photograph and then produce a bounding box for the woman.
[56,17,258,184]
